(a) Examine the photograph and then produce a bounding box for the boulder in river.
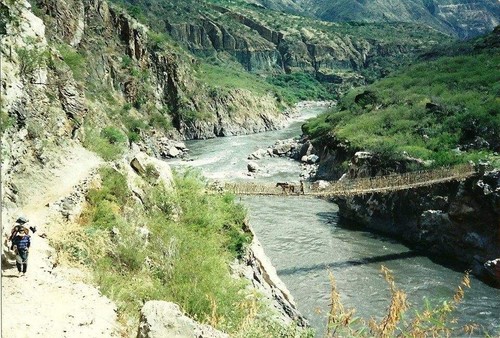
[248,148,267,160]
[247,161,259,173]
[484,258,500,285]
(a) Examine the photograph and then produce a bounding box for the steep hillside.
[1,0,297,155]
[255,0,500,39]
[109,0,451,93]
[0,0,311,335]
[302,27,499,179]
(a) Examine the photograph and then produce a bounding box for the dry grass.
[325,266,474,338]
[368,266,408,337]
[326,270,358,337]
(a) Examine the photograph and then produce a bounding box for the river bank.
[277,135,500,287]
[168,103,500,336]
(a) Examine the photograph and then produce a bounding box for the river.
[167,105,500,337]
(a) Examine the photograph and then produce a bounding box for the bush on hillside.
[268,72,331,103]
[101,126,127,144]
[53,167,311,336]
[303,52,500,167]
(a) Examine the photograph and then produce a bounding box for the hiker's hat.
[16,216,28,224]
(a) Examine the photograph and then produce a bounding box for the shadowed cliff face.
[256,0,500,39]
[333,170,500,285]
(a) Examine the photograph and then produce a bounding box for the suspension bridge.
[209,164,478,198]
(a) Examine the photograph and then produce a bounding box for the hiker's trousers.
[16,250,29,273]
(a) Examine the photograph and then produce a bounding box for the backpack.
[10,227,30,251]
[9,225,25,242]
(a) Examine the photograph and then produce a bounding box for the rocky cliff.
[0,0,290,162]
[256,0,500,39]
[289,130,499,285]
[168,8,446,86]
[110,0,450,94]
[333,169,500,284]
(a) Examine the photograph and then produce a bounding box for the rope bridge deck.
[212,164,477,198]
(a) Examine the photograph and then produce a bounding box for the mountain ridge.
[253,0,500,39]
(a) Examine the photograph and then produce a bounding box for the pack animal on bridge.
[276,182,295,194]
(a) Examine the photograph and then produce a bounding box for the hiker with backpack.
[9,217,32,276]
[8,216,29,242]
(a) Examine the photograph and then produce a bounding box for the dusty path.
[1,145,121,337]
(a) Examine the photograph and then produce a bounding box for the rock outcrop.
[163,6,445,90]
[106,0,452,95]
[257,0,500,39]
[232,233,309,327]
[0,0,291,169]
[333,169,500,285]
[137,301,229,338]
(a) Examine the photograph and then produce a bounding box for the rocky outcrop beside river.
[233,233,309,327]
[333,169,500,285]
[290,127,499,285]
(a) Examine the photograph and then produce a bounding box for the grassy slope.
[109,0,451,90]
[303,31,500,168]
[53,167,313,336]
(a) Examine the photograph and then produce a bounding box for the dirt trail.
[1,145,121,337]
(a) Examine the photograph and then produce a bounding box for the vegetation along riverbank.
[1,0,499,335]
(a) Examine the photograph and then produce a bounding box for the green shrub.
[83,127,124,161]
[101,126,127,144]
[88,200,121,230]
[196,63,275,96]
[16,44,49,79]
[88,167,129,205]
[0,108,13,134]
[147,31,172,50]
[149,111,173,131]
[121,55,133,68]
[57,44,87,82]
[268,72,331,104]
[83,167,130,231]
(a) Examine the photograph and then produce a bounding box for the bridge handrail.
[216,164,477,196]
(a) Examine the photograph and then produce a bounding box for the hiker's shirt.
[12,235,30,252]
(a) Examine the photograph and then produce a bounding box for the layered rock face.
[0,0,289,173]
[333,170,500,283]
[81,0,288,140]
[109,0,450,95]
[432,0,500,39]
[257,0,500,39]
[162,6,441,90]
